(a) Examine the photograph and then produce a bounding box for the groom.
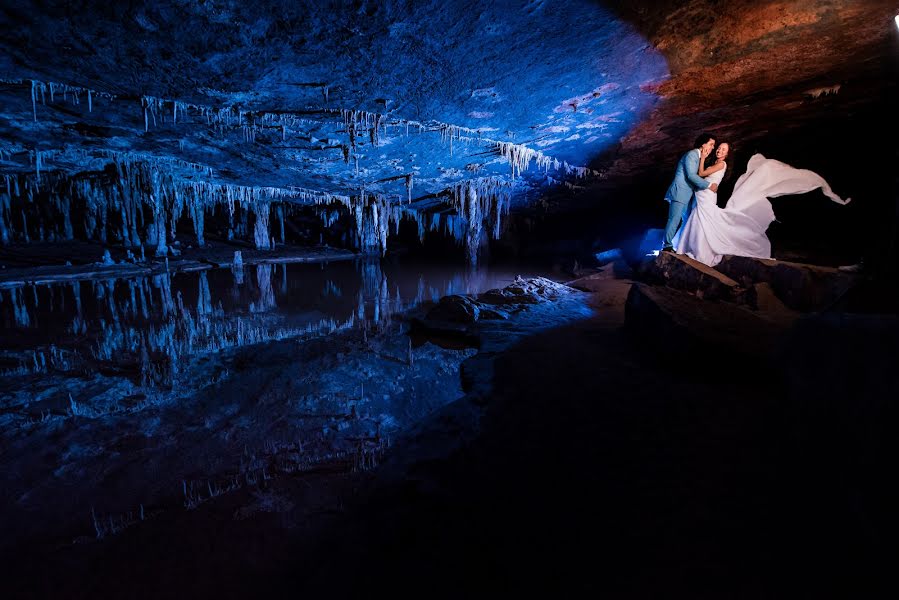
[662,133,719,252]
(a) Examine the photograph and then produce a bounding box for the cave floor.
[3,266,891,599]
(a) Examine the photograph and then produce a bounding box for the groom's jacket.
[665,149,710,205]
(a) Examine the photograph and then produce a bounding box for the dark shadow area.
[283,309,896,597]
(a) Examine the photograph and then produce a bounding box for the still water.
[0,258,545,546]
[1,258,532,387]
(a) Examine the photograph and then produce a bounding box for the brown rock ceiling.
[597,0,898,181]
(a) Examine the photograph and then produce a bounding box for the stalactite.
[341,109,384,151]
[152,272,174,316]
[253,203,271,250]
[30,80,45,121]
[0,154,357,252]
[32,150,43,185]
[447,177,512,265]
[190,199,205,247]
[236,207,248,240]
[495,141,559,179]
[12,76,594,185]
[2,140,515,263]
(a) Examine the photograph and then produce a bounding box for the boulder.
[638,251,755,305]
[715,255,862,312]
[412,276,578,342]
[479,275,572,306]
[425,294,482,324]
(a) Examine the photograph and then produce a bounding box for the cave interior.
[1,1,897,597]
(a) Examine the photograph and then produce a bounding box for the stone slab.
[638,251,755,305]
[715,255,861,312]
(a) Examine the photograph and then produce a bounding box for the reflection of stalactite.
[197,272,213,315]
[357,259,396,325]
[232,251,244,286]
[0,191,10,244]
[250,264,276,313]
[1,256,514,388]
[153,273,175,316]
[359,259,383,299]
[12,287,30,327]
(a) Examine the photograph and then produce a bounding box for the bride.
[676,145,850,267]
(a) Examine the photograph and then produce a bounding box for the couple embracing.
[661,133,850,267]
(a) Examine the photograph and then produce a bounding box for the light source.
[895,14,899,30]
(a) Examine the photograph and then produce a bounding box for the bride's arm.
[698,158,726,177]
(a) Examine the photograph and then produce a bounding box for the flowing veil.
[725,154,851,234]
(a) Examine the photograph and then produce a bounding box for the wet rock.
[480,276,573,306]
[412,276,580,344]
[425,295,482,324]
[422,294,510,326]
[638,251,755,305]
[715,255,861,312]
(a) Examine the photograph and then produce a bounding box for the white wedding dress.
[676,154,850,267]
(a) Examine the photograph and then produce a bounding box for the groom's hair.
[693,132,715,148]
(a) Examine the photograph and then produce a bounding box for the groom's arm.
[684,152,710,190]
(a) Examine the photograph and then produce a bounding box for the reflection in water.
[0,258,539,545]
[0,259,521,389]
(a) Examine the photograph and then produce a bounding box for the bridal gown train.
[676,154,850,267]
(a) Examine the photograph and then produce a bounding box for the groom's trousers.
[663,198,691,248]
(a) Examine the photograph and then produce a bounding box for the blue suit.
[663,149,710,248]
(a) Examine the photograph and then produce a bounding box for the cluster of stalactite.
[314,177,510,264]
[449,178,512,264]
[2,158,514,262]
[2,75,590,262]
[0,161,304,255]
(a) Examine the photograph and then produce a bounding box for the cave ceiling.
[0,0,895,220]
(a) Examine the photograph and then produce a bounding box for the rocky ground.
[4,253,896,598]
